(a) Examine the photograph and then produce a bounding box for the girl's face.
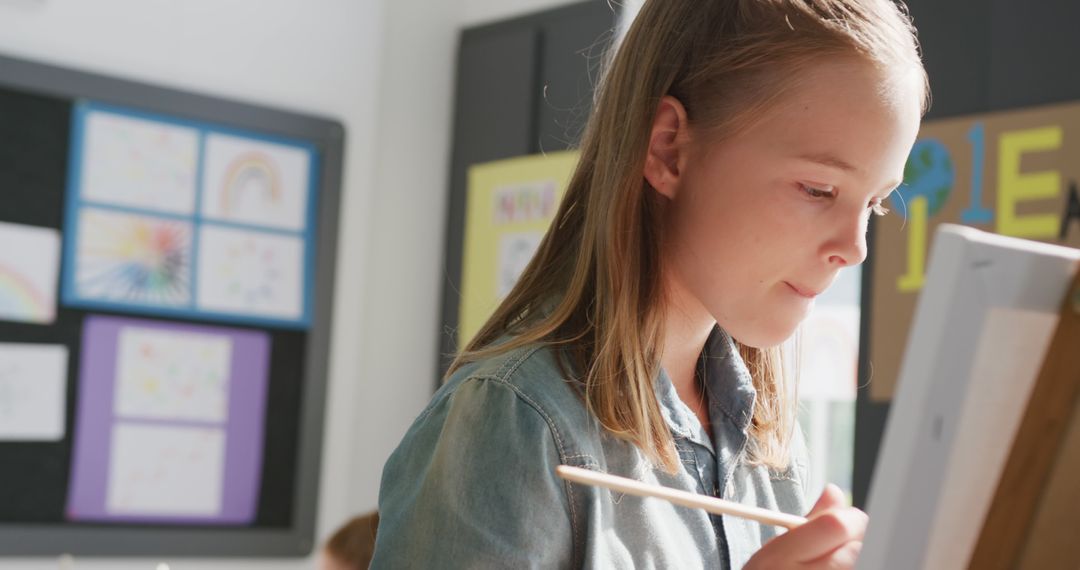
[656,59,922,348]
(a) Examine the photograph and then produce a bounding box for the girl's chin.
[729,323,801,350]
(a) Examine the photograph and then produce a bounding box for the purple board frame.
[67,315,270,525]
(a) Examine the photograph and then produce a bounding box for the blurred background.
[1,0,1079,568]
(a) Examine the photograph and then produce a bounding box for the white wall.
[0,0,584,568]
[461,0,583,27]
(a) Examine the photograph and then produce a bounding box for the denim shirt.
[371,327,809,569]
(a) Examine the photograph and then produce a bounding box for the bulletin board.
[0,53,344,556]
[457,151,578,348]
[868,100,1080,402]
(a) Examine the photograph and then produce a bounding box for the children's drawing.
[105,423,225,516]
[195,225,303,319]
[0,343,67,441]
[67,316,269,524]
[0,222,60,324]
[497,231,543,298]
[73,208,192,307]
[200,133,311,231]
[114,327,232,423]
[81,110,199,215]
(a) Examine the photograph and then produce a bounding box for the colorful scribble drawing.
[196,225,303,319]
[114,326,232,423]
[200,133,310,231]
[81,110,199,215]
[74,208,192,306]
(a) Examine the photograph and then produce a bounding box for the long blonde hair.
[448,0,929,473]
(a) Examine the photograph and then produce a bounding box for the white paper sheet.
[81,110,199,215]
[0,221,61,324]
[497,231,542,298]
[195,225,304,319]
[0,343,68,441]
[105,422,226,516]
[114,327,232,422]
[200,133,311,231]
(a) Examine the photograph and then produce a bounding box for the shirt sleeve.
[370,377,574,569]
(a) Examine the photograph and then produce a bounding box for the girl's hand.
[744,484,867,569]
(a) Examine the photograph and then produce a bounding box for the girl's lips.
[785,281,820,299]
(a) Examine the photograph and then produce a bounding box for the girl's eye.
[800,183,834,199]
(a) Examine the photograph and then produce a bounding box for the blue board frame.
[61,101,321,330]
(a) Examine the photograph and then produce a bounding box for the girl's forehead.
[746,61,920,144]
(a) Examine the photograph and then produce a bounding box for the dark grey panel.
[907,0,993,120]
[987,0,1080,109]
[438,27,539,374]
[535,2,617,152]
[438,1,617,378]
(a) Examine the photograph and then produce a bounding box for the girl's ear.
[643,95,692,200]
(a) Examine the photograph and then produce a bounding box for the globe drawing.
[899,138,954,217]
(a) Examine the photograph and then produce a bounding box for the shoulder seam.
[463,346,583,564]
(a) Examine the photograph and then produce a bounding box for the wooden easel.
[969,269,1080,568]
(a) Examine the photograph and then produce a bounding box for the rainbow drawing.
[219,151,282,216]
[0,262,53,323]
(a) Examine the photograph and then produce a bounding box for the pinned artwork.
[0,222,61,324]
[0,343,68,441]
[71,208,192,307]
[459,151,579,347]
[195,225,304,320]
[114,326,232,423]
[67,315,269,524]
[497,231,543,298]
[105,423,225,516]
[80,110,199,215]
[63,102,317,327]
[200,133,312,232]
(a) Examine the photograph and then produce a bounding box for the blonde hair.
[448,0,929,473]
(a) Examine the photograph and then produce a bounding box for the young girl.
[372,0,927,567]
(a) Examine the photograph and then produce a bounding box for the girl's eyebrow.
[796,152,858,174]
[796,152,901,193]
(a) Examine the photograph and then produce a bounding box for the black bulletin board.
[0,53,344,557]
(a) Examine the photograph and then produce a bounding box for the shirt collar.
[700,326,757,432]
[654,326,758,438]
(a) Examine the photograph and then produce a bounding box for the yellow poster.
[458,151,580,349]
[871,100,1080,401]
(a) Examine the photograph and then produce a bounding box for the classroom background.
[1,0,1079,568]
